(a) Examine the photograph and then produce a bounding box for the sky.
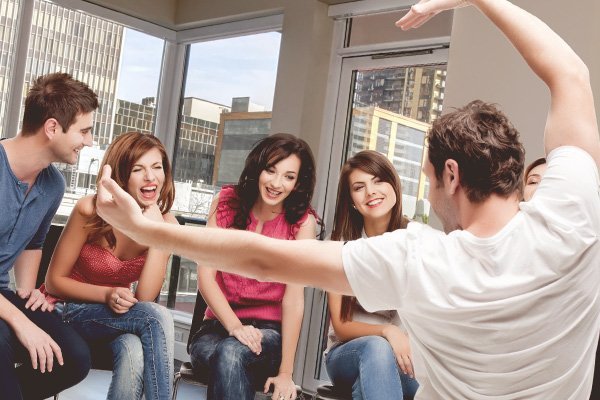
[116,29,281,111]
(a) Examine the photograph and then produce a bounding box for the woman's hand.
[264,372,297,400]
[396,0,471,30]
[106,287,138,314]
[229,324,263,354]
[382,324,414,378]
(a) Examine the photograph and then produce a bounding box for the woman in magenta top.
[43,132,178,400]
[189,133,319,400]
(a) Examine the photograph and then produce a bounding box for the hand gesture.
[17,288,55,312]
[382,325,415,378]
[264,372,297,400]
[14,319,63,373]
[96,165,145,235]
[106,287,138,314]
[230,324,263,354]
[396,0,471,30]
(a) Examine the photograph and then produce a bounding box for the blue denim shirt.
[0,143,65,288]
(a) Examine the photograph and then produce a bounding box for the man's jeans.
[0,289,91,400]
[326,335,419,400]
[58,301,174,400]
[189,319,282,400]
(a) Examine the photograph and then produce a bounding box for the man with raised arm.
[0,73,95,399]
[97,1,600,398]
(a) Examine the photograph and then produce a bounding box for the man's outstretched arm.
[399,0,600,166]
[96,165,352,295]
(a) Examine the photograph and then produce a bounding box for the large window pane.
[17,0,164,223]
[0,0,20,138]
[347,65,446,218]
[166,31,281,313]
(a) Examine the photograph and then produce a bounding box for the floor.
[48,369,207,400]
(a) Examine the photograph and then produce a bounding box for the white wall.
[270,0,334,161]
[426,0,600,230]
[444,0,600,163]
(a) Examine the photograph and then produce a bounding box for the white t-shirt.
[342,146,600,399]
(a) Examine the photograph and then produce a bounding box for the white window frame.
[299,9,450,394]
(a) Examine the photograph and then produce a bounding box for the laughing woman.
[42,132,177,400]
[189,133,319,400]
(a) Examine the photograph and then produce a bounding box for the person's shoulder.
[74,195,96,218]
[217,185,236,202]
[45,164,66,188]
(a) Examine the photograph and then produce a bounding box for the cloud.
[117,30,281,110]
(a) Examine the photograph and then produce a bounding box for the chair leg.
[171,372,182,400]
[54,394,60,400]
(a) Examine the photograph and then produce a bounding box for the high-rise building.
[0,0,19,139]
[354,66,446,124]
[24,0,124,147]
[113,98,155,137]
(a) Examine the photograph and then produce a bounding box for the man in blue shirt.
[0,73,97,399]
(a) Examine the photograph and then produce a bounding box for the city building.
[349,105,430,218]
[213,97,272,186]
[24,0,124,147]
[354,66,446,124]
[112,98,155,137]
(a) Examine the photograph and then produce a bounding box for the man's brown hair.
[21,72,98,136]
[427,100,525,202]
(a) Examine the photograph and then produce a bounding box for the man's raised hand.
[396,0,471,30]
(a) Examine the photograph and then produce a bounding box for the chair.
[171,290,304,399]
[315,384,351,400]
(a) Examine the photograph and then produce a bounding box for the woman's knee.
[133,302,174,335]
[62,338,92,383]
[358,336,396,363]
[210,339,252,372]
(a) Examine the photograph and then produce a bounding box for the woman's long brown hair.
[331,150,408,321]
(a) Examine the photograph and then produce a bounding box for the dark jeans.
[0,289,91,400]
[189,319,282,400]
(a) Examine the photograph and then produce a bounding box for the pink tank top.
[204,186,310,322]
[42,243,146,304]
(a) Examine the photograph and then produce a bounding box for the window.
[9,1,164,225]
[300,5,452,392]
[166,31,281,313]
[0,0,20,138]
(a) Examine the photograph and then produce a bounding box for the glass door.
[301,47,449,392]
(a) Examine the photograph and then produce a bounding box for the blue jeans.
[0,289,91,400]
[108,333,145,400]
[59,301,174,400]
[189,319,282,400]
[325,336,419,400]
